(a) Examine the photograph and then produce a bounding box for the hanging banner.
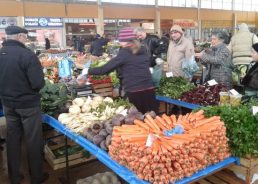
[0,17,17,29]
[24,17,63,28]
[173,19,198,28]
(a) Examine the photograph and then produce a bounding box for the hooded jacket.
[228,23,258,65]
[0,40,45,108]
[167,35,195,77]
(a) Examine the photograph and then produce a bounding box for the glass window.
[234,0,243,11]
[222,0,232,10]
[201,0,212,9]
[158,0,172,6]
[212,0,223,9]
[252,0,258,11]
[101,0,154,5]
[185,0,198,8]
[242,0,252,11]
[173,0,186,7]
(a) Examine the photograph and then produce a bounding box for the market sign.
[0,17,17,29]
[24,17,63,27]
[173,19,198,28]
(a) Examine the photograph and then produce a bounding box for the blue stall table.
[42,114,239,184]
[156,95,201,110]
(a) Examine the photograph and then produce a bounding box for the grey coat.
[201,43,233,89]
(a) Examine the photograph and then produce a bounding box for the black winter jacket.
[0,40,45,109]
[88,47,154,92]
[141,34,168,67]
[90,38,107,57]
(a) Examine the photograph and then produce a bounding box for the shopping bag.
[58,58,74,78]
[151,65,162,87]
[182,55,199,79]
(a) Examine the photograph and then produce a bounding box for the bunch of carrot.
[108,110,231,184]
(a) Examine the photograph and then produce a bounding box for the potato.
[105,135,112,147]
[105,124,113,134]
[99,129,108,137]
[128,106,138,114]
[100,140,108,151]
[91,122,103,134]
[86,129,97,142]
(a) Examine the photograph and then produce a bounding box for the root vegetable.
[100,140,108,151]
[91,122,103,134]
[93,135,105,146]
[99,129,108,137]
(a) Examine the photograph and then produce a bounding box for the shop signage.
[173,19,198,28]
[24,17,63,27]
[0,17,17,29]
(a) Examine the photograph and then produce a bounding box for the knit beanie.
[252,43,258,53]
[118,27,137,42]
[170,25,184,34]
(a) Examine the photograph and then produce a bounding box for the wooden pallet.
[92,83,113,97]
[191,169,245,184]
[228,156,258,184]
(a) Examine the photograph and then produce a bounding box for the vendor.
[241,43,258,95]
[195,30,234,89]
[77,27,158,114]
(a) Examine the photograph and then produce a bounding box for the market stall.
[43,114,239,184]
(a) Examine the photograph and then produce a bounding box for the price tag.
[229,89,239,96]
[119,109,128,116]
[207,79,218,86]
[166,72,173,78]
[252,106,258,115]
[82,68,89,75]
[146,134,158,147]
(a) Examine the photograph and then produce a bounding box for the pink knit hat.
[118,27,137,42]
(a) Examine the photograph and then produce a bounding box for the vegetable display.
[40,79,70,118]
[181,84,228,106]
[109,110,230,184]
[201,99,258,157]
[157,77,195,99]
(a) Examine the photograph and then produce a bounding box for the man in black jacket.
[0,26,46,184]
[90,34,108,57]
[134,27,167,67]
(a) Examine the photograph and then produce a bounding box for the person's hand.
[195,52,203,59]
[155,58,164,65]
[76,75,87,86]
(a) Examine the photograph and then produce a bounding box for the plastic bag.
[151,65,162,87]
[58,58,74,78]
[182,55,199,79]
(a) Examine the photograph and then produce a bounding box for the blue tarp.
[156,95,201,110]
[42,114,239,184]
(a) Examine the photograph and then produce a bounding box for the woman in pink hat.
[77,27,157,114]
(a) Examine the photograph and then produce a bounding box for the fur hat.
[5,26,28,35]
[170,25,184,34]
[252,43,258,53]
[118,27,137,42]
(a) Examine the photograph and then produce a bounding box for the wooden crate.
[44,140,95,170]
[191,169,245,184]
[228,156,258,184]
[92,83,113,97]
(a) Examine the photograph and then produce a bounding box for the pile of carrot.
[108,110,231,184]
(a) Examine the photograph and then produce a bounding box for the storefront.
[0,17,17,45]
[24,17,64,51]
[64,18,97,49]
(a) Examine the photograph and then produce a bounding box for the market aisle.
[0,144,114,184]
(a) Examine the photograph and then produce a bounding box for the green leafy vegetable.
[201,102,258,157]
[157,76,195,99]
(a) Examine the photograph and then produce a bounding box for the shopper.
[134,27,166,67]
[45,37,50,50]
[228,23,258,65]
[78,27,157,114]
[241,43,258,94]
[167,25,195,78]
[195,30,233,89]
[0,26,47,184]
[90,33,108,57]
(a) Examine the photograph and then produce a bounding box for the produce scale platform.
[43,114,240,184]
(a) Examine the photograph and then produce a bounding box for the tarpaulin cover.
[42,114,239,184]
[156,95,201,110]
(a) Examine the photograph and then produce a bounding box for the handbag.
[241,63,258,90]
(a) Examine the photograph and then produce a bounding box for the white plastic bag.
[182,55,199,79]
